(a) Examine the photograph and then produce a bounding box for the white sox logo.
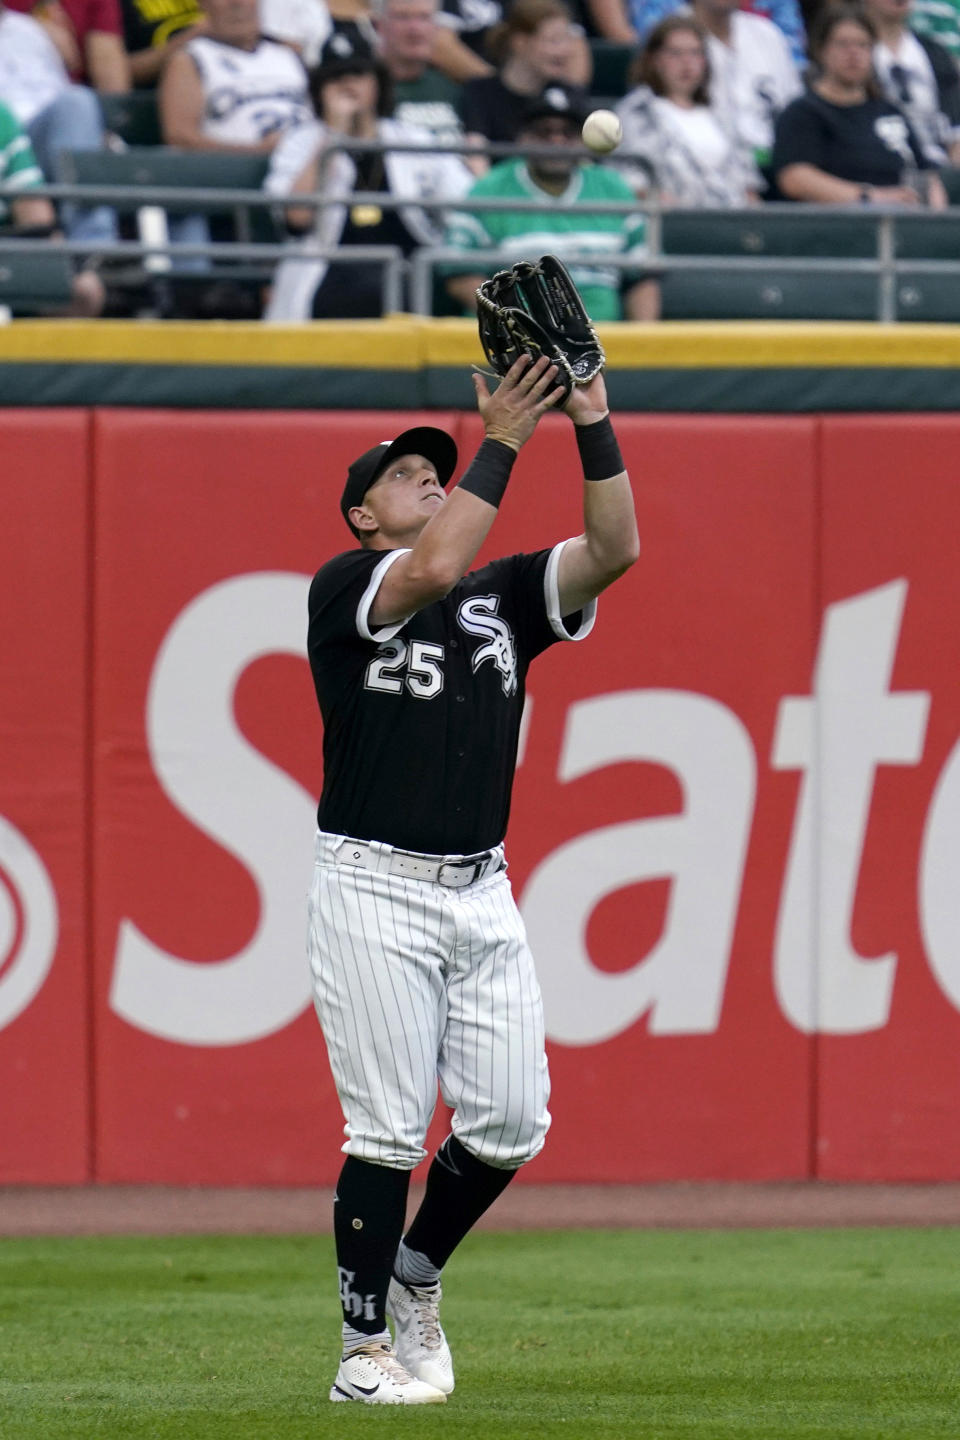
[874,113,913,163]
[457,595,518,696]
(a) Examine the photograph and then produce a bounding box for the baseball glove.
[476,254,605,403]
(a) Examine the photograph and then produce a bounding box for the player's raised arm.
[554,370,640,616]
[364,355,565,628]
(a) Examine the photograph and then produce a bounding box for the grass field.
[0,1228,957,1439]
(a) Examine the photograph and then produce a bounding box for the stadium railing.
[58,148,273,239]
[3,141,960,321]
[0,248,74,315]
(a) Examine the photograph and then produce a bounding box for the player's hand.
[564,370,610,426]
[472,353,565,451]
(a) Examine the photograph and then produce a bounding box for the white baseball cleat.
[329,1340,446,1404]
[387,1277,455,1394]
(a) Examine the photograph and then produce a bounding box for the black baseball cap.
[314,29,378,81]
[518,84,589,132]
[341,426,459,535]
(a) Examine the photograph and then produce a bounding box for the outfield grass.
[0,1228,957,1439]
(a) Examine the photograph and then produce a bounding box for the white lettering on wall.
[110,573,315,1046]
[523,690,756,1045]
[772,581,929,1034]
[90,573,953,1049]
[920,737,960,1009]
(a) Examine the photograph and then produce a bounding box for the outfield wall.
[4,319,960,411]
[3,398,960,1187]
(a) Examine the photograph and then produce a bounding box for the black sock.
[402,1135,518,1271]
[334,1156,411,1335]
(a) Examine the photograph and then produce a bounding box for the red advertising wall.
[816,417,960,1180]
[0,412,91,1182]
[2,407,959,1185]
[458,413,818,1182]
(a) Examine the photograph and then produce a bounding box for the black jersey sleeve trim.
[544,539,598,642]
[356,548,413,642]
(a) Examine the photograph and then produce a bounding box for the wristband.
[456,437,517,508]
[575,415,625,481]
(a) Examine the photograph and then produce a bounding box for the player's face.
[355,453,446,543]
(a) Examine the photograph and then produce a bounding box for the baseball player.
[306,351,638,1405]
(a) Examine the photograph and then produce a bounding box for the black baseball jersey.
[308,542,592,854]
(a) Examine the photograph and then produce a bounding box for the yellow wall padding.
[4,318,960,372]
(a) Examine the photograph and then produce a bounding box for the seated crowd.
[1,0,959,319]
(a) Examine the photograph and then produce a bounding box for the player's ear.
[348,504,378,535]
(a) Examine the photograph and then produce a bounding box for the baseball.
[581,108,622,154]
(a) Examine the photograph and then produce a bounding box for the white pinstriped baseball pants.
[308,830,551,1171]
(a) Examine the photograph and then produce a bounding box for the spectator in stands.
[688,0,801,170]
[0,4,118,244]
[264,30,472,319]
[121,0,204,88]
[444,84,660,319]
[772,4,947,206]
[616,13,760,202]
[631,0,806,68]
[460,0,593,167]
[0,97,104,313]
[863,0,960,165]
[911,0,960,65]
[374,0,467,146]
[160,0,311,151]
[330,0,492,81]
[157,0,309,280]
[3,0,130,89]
